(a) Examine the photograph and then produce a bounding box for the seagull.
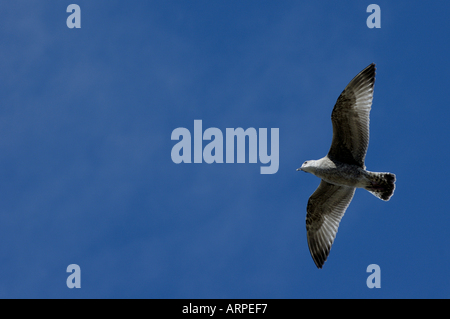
[298,63,395,269]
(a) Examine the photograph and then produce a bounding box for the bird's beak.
[297,167,302,171]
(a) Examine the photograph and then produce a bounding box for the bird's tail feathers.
[365,172,396,201]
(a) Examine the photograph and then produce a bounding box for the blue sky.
[0,1,449,298]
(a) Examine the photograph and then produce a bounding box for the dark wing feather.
[306,180,355,268]
[328,63,375,168]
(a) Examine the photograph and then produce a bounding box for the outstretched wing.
[306,180,355,268]
[328,63,375,168]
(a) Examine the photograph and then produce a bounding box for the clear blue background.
[0,1,448,298]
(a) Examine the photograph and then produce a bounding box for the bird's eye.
[304,161,308,165]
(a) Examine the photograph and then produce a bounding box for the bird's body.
[302,157,368,188]
[299,63,395,269]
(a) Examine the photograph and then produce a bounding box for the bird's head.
[297,160,316,174]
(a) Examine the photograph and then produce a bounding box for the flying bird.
[298,63,395,269]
